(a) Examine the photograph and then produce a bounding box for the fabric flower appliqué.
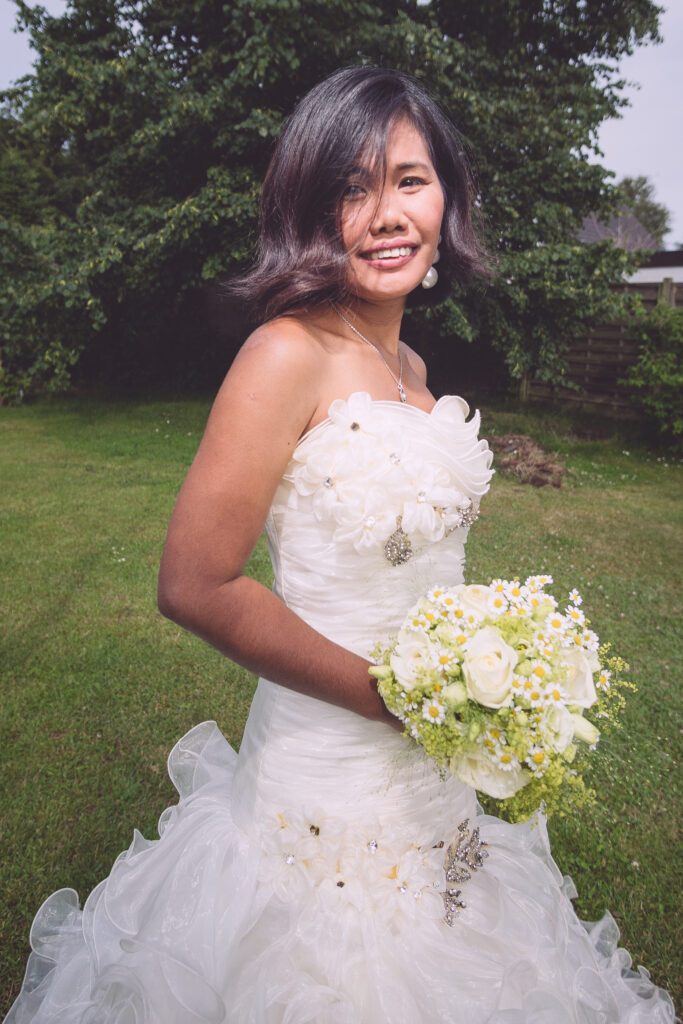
[258,807,489,929]
[291,396,479,564]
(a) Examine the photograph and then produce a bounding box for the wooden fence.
[523,278,681,418]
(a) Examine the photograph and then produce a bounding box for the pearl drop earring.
[421,234,441,290]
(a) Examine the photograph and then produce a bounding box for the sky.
[1,0,681,247]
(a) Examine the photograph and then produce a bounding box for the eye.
[343,184,366,200]
[400,176,427,188]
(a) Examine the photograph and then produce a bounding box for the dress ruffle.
[5,720,677,1024]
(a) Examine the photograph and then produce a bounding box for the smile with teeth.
[361,246,417,261]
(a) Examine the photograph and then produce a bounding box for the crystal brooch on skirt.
[439,818,489,926]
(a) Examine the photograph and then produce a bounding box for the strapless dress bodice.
[265,391,495,656]
[231,393,495,834]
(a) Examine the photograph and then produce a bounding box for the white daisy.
[511,674,527,697]
[565,605,586,627]
[581,629,600,652]
[542,682,568,706]
[510,602,531,618]
[504,579,529,604]
[529,659,553,686]
[437,592,466,621]
[545,610,569,635]
[422,698,446,725]
[596,669,612,691]
[529,685,547,708]
[449,628,469,652]
[525,744,549,776]
[433,647,458,673]
[568,588,583,605]
[421,608,442,627]
[565,630,585,651]
[483,724,507,747]
[493,747,521,772]
[487,592,509,617]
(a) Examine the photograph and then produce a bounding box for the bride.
[5,66,677,1023]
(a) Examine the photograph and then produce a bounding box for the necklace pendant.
[398,384,407,403]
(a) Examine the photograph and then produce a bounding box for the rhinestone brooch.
[384,515,413,566]
[442,500,480,535]
[439,818,490,926]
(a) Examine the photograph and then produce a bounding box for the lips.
[360,244,418,261]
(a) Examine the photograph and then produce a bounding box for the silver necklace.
[331,302,407,403]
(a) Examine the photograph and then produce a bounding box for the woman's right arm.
[157,322,400,728]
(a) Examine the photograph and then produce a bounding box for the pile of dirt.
[487,433,567,488]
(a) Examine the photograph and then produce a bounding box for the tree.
[0,114,56,225]
[0,0,663,401]
[614,175,672,249]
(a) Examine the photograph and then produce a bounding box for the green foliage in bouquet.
[370,577,637,824]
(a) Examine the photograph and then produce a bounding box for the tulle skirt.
[4,719,678,1023]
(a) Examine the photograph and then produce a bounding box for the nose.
[369,186,408,235]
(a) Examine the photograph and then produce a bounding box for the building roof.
[577,210,658,251]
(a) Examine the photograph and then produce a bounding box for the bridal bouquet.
[369,575,634,822]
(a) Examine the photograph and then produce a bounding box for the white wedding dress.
[6,393,677,1024]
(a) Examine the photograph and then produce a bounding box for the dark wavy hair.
[226,66,494,321]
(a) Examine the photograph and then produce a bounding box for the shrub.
[620,302,683,445]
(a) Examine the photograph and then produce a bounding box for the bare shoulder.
[236,314,326,378]
[202,314,327,463]
[400,341,428,386]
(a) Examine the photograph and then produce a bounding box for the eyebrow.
[348,166,372,179]
[395,161,431,172]
[347,160,431,178]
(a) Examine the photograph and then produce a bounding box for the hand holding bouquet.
[369,575,634,822]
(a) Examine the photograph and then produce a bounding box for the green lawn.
[1,395,681,1013]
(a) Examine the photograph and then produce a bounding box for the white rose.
[458,584,491,619]
[462,626,517,709]
[540,704,574,753]
[390,636,433,692]
[451,746,529,799]
[585,647,601,673]
[560,648,598,709]
[570,713,600,746]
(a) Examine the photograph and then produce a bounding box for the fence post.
[518,372,530,402]
[658,276,676,307]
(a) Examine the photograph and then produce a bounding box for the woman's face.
[340,117,445,303]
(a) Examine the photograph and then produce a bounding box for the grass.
[1,394,681,1014]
